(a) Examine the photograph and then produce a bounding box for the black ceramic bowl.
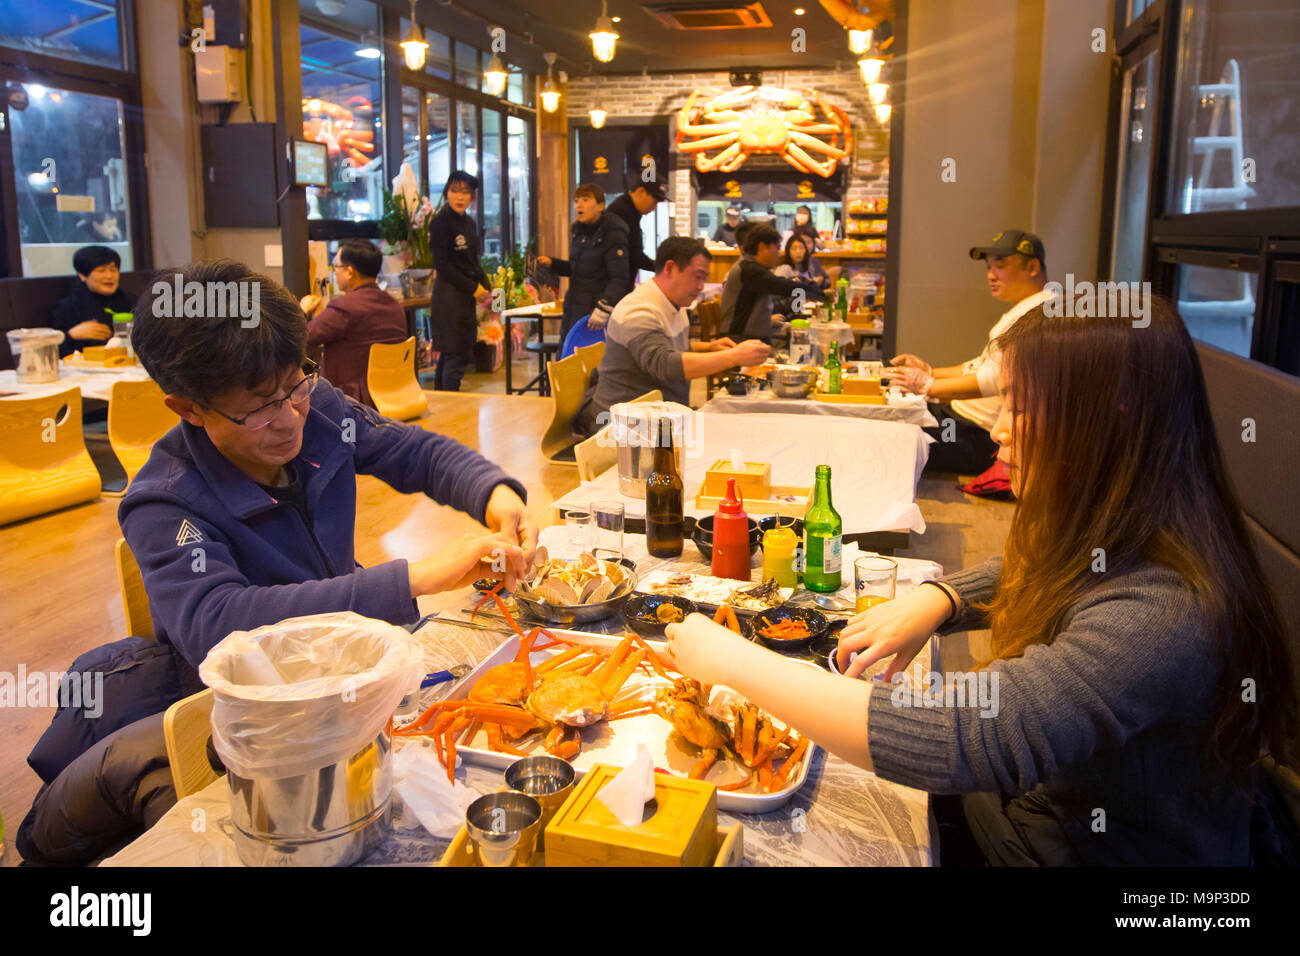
[758,515,804,539]
[622,593,699,638]
[742,605,829,652]
[691,515,762,562]
[722,374,755,396]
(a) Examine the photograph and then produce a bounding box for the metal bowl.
[766,367,819,398]
[512,560,639,624]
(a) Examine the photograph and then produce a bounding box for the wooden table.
[0,364,150,402]
[0,392,575,845]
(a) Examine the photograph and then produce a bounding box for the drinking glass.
[566,511,596,551]
[854,554,898,612]
[592,500,625,558]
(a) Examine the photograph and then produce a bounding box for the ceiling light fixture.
[590,104,608,128]
[848,28,871,55]
[590,0,619,63]
[794,7,806,14]
[874,103,891,125]
[484,53,508,96]
[355,31,381,59]
[540,52,560,113]
[858,56,883,85]
[868,82,888,105]
[400,0,428,71]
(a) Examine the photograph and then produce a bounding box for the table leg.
[505,317,514,395]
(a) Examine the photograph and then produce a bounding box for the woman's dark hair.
[573,182,605,205]
[131,258,306,407]
[336,238,382,278]
[438,170,479,209]
[985,296,1299,780]
[73,245,121,276]
[782,234,811,271]
[654,236,711,273]
[742,224,782,256]
[796,204,812,216]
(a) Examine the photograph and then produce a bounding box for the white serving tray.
[429,629,816,812]
[635,569,795,615]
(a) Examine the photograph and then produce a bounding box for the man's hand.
[300,294,324,319]
[890,353,932,374]
[69,320,112,341]
[892,365,934,396]
[484,485,538,563]
[731,339,772,366]
[709,337,737,351]
[408,532,526,597]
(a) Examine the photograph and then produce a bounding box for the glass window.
[481,109,502,259]
[1166,0,1300,213]
[455,41,479,89]
[401,85,420,180]
[1125,0,1152,28]
[0,0,125,69]
[508,71,524,105]
[427,93,451,200]
[1110,50,1158,282]
[10,84,132,276]
[507,114,532,251]
[300,22,383,220]
[456,101,478,178]
[1176,263,1258,358]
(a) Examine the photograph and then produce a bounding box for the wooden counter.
[705,247,886,283]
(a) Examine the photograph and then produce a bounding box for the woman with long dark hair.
[428,170,490,391]
[774,234,829,289]
[665,297,1298,865]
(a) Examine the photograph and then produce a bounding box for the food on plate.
[644,572,787,611]
[516,548,632,606]
[655,603,685,624]
[712,604,741,634]
[757,619,811,641]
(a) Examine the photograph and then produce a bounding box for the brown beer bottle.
[645,417,684,557]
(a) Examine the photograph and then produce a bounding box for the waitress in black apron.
[428,170,490,391]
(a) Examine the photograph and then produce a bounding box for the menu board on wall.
[694,168,845,203]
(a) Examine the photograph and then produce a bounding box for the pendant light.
[858,57,883,85]
[400,0,428,70]
[589,104,608,128]
[848,28,872,55]
[589,0,619,63]
[874,103,891,125]
[483,54,508,96]
[868,82,888,106]
[540,52,560,113]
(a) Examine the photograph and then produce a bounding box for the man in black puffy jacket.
[537,183,631,339]
[605,179,666,289]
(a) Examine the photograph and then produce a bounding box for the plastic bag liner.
[198,612,425,781]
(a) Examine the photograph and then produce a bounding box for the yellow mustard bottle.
[761,525,799,589]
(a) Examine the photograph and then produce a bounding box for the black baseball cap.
[969,229,1046,269]
[634,179,667,202]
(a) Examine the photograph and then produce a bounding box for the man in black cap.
[712,207,743,246]
[890,229,1053,479]
[606,179,666,288]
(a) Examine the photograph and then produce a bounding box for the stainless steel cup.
[504,755,575,848]
[465,791,542,867]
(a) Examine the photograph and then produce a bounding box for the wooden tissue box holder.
[701,460,771,502]
[841,376,881,397]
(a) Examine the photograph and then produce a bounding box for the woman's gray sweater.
[867,557,1254,865]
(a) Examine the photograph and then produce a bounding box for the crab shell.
[527,672,609,727]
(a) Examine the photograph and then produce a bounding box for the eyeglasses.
[208,361,319,430]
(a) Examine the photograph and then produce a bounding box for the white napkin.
[729,447,745,472]
[226,635,285,686]
[392,744,474,838]
[598,741,656,826]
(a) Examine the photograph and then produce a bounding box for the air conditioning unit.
[645,2,773,30]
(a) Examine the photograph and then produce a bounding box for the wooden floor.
[0,370,1012,864]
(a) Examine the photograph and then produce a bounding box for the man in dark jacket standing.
[537,183,630,337]
[300,238,408,406]
[605,179,666,290]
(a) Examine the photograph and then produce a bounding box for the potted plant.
[474,251,540,373]
[379,163,434,297]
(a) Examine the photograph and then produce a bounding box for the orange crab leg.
[604,647,646,699]
[739,708,756,765]
[535,645,585,674]
[591,636,634,688]
[608,696,654,718]
[689,748,720,780]
[713,604,741,635]
[767,737,810,792]
[629,635,674,678]
[486,723,530,756]
[757,756,774,791]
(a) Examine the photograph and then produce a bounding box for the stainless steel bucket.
[228,730,392,867]
[609,401,690,498]
[7,328,65,384]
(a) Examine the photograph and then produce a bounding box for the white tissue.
[227,635,285,685]
[729,447,745,473]
[705,683,745,724]
[597,741,656,826]
[392,744,474,838]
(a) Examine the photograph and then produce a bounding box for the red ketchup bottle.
[711,478,752,581]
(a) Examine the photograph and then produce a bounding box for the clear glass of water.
[592,500,625,558]
[566,511,597,551]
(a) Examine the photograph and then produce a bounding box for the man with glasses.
[121,259,538,670]
[299,238,408,406]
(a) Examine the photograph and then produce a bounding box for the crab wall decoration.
[676,85,853,177]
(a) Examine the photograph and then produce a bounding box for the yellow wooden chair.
[115,537,156,640]
[163,689,219,799]
[694,298,729,394]
[539,353,588,464]
[366,337,429,421]
[574,341,605,385]
[0,387,101,525]
[107,379,179,492]
[573,388,663,481]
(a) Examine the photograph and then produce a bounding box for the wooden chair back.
[115,537,155,640]
[107,379,179,488]
[0,387,100,525]
[163,689,219,799]
[540,353,588,462]
[367,337,428,421]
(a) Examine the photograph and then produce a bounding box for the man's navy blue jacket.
[118,382,525,669]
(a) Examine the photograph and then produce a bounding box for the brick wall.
[566,68,889,237]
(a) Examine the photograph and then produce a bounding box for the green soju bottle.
[803,465,843,592]
[835,276,850,323]
[825,340,842,394]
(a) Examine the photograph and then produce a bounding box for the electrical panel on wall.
[200,123,280,228]
[195,46,245,103]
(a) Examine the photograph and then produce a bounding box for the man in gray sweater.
[574,237,770,436]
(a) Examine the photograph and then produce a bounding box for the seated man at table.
[121,258,538,671]
[720,224,825,342]
[48,245,136,358]
[890,229,1053,481]
[299,238,408,406]
[574,237,771,437]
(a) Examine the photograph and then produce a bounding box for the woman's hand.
[69,320,112,341]
[891,365,934,396]
[889,353,932,375]
[836,584,954,679]
[408,532,526,598]
[484,485,539,563]
[664,613,751,687]
[536,255,552,267]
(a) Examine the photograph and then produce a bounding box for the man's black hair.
[733,221,757,250]
[73,245,121,277]
[131,258,306,407]
[742,224,782,256]
[654,236,711,274]
[337,238,382,278]
[574,182,606,205]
